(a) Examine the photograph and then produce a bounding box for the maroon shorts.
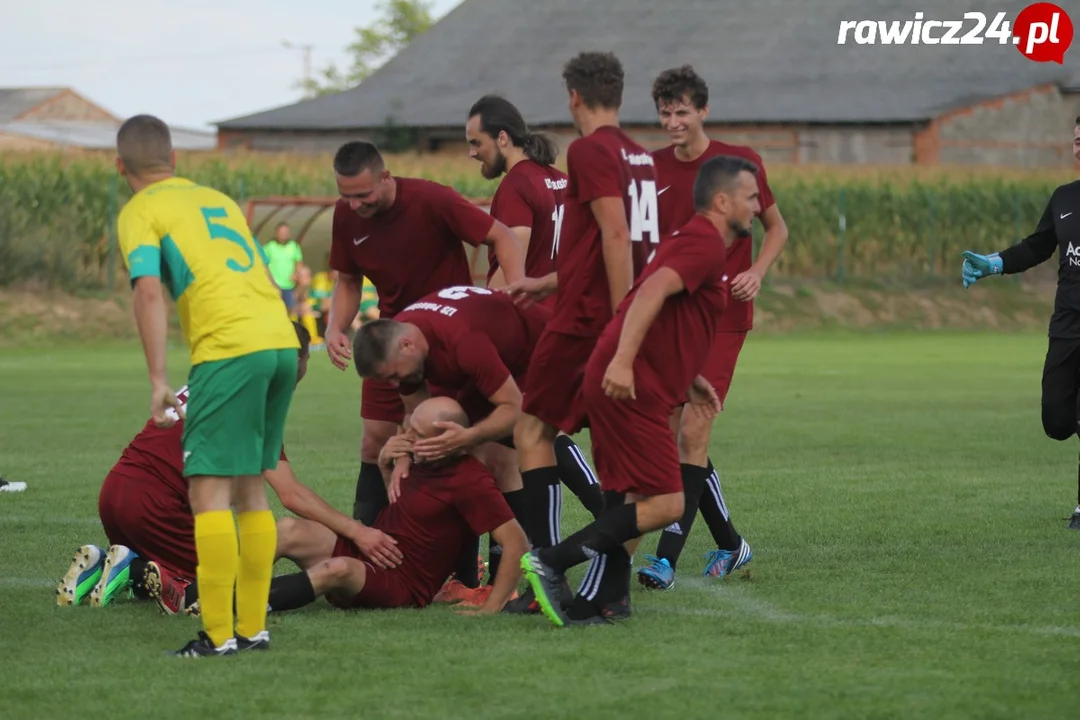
[582,356,682,497]
[326,535,418,609]
[521,329,596,434]
[701,332,748,404]
[361,377,405,424]
[98,469,196,579]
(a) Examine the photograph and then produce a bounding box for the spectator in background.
[263,222,305,314]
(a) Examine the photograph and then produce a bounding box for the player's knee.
[514,414,552,449]
[275,516,302,553]
[677,414,711,460]
[656,492,685,526]
[1041,403,1076,441]
[320,557,359,586]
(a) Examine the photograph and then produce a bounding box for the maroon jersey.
[548,126,660,338]
[594,214,729,408]
[373,455,513,605]
[652,140,775,333]
[486,160,568,285]
[396,286,548,398]
[329,177,495,318]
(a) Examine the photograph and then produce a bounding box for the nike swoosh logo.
[354,236,369,245]
[657,186,671,196]
[1062,213,1073,219]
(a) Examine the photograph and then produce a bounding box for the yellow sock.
[301,314,319,343]
[235,510,277,639]
[193,510,238,648]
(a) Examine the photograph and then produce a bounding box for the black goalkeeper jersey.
[999,179,1080,339]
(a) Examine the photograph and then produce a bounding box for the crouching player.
[521,155,761,626]
[258,396,528,614]
[56,323,404,613]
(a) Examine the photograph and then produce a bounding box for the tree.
[299,0,435,97]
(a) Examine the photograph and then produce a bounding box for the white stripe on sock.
[578,553,607,601]
[706,470,730,521]
[569,444,599,487]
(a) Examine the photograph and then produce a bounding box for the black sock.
[128,556,149,595]
[502,489,527,525]
[554,435,604,519]
[521,466,562,549]
[487,536,501,587]
[453,535,482,588]
[538,502,640,573]
[184,580,199,608]
[653,464,711,569]
[698,459,741,551]
[268,572,316,612]
[353,462,388,525]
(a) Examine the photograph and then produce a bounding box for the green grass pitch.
[2,332,1078,718]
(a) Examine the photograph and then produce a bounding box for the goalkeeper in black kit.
[960,118,1080,528]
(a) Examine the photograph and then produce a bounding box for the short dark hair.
[334,141,385,177]
[116,114,172,175]
[652,65,709,111]
[352,319,402,377]
[562,51,624,110]
[693,155,759,211]
[468,95,558,166]
[1075,115,1080,126]
[292,321,311,356]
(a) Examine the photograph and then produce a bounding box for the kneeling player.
[263,396,528,613]
[521,155,761,626]
[57,323,403,613]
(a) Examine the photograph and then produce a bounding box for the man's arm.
[749,205,789,277]
[475,519,529,613]
[613,267,685,364]
[484,220,527,285]
[487,227,531,289]
[592,197,633,312]
[132,277,170,387]
[467,377,522,445]
[265,460,403,568]
[998,198,1058,274]
[327,273,363,333]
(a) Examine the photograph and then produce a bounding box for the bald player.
[115,114,298,657]
[263,396,528,614]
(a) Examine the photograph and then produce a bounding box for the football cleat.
[56,544,105,606]
[167,631,237,658]
[636,555,675,591]
[143,561,191,615]
[433,578,474,604]
[235,631,270,652]
[0,476,26,492]
[89,544,138,607]
[520,551,572,628]
[703,539,753,579]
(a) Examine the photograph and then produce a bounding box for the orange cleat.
[433,578,474,605]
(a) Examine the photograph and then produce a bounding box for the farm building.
[215,0,1080,167]
[0,87,216,152]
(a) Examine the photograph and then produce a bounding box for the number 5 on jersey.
[200,207,264,273]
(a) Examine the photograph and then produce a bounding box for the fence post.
[836,187,846,283]
[107,174,118,294]
[927,188,935,278]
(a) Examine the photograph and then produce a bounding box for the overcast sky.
[0,0,463,130]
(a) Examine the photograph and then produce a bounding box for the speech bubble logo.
[1013,2,1073,64]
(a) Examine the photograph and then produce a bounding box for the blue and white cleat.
[56,544,106,606]
[636,555,675,591]
[89,544,138,607]
[703,539,753,579]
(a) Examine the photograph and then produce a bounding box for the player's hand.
[379,434,413,469]
[960,251,1003,289]
[353,525,403,569]
[602,356,636,401]
[503,276,554,308]
[388,457,410,503]
[730,269,763,302]
[412,422,473,461]
[325,327,352,370]
[687,376,722,421]
[150,383,182,428]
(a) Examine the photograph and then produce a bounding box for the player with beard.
[522,155,761,627]
[465,95,604,540]
[504,51,660,621]
[322,141,526,535]
[637,65,789,591]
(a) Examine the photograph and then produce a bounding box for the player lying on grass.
[189,396,529,615]
[56,322,403,614]
[960,117,1080,529]
[350,286,549,607]
[521,155,759,627]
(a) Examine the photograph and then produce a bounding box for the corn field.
[0,149,1072,291]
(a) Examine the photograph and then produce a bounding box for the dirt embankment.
[0,281,1057,346]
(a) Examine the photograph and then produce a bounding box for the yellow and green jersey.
[118,177,299,365]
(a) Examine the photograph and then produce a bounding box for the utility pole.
[282,40,314,98]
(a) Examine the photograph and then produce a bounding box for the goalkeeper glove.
[961,251,1002,289]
